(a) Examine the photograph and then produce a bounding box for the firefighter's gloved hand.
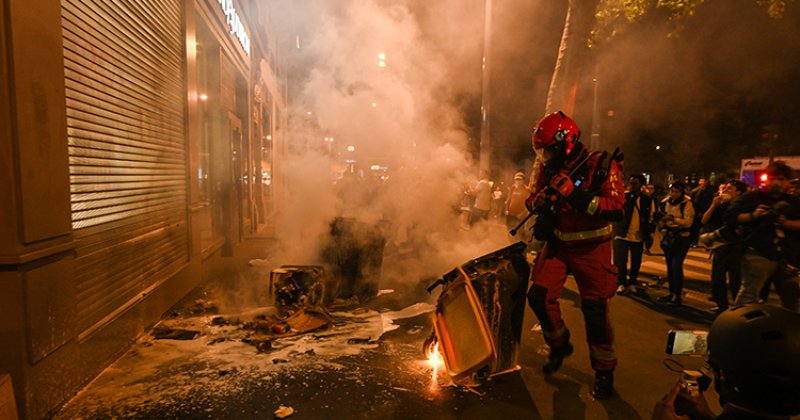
[550,173,574,197]
[525,192,543,212]
[525,192,536,212]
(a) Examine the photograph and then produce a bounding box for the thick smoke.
[268,0,513,296]
[592,0,800,182]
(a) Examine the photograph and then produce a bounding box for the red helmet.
[531,111,580,160]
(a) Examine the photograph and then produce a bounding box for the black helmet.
[707,304,800,416]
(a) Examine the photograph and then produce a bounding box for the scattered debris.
[274,405,294,418]
[271,322,291,334]
[462,386,487,397]
[270,266,326,308]
[241,338,272,353]
[284,306,334,334]
[346,337,374,345]
[248,258,270,268]
[329,296,360,309]
[210,316,237,326]
[311,332,347,340]
[151,327,200,341]
[169,299,219,318]
[536,344,551,357]
[207,337,227,346]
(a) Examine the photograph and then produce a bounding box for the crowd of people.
[463,149,800,317]
[613,162,800,315]
[462,111,799,418]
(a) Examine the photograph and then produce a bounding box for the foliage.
[591,0,795,45]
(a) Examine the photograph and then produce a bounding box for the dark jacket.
[723,190,800,262]
[614,192,653,241]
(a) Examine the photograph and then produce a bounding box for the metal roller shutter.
[61,0,188,334]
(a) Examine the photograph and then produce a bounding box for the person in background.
[613,174,654,295]
[506,171,531,240]
[524,111,625,399]
[643,183,657,254]
[690,177,716,246]
[723,160,800,312]
[470,169,492,225]
[492,184,506,219]
[654,304,800,420]
[656,181,695,306]
[700,179,747,314]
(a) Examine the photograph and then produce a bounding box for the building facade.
[0,0,286,417]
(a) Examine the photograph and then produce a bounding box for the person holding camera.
[656,181,695,306]
[700,180,747,313]
[654,304,800,419]
[723,161,800,312]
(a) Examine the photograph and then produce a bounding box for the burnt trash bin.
[427,241,529,385]
[269,265,327,307]
[323,217,390,301]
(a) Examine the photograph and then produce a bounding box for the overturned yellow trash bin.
[426,241,530,385]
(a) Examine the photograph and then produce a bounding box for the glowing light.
[426,342,445,388]
[655,145,661,150]
[307,111,312,115]
[199,94,208,101]
[371,103,377,108]
[346,145,355,152]
[378,52,386,60]
[378,61,386,67]
[760,173,769,182]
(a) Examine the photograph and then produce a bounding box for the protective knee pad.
[527,284,554,331]
[581,299,610,345]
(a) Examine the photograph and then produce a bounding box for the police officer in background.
[525,111,625,399]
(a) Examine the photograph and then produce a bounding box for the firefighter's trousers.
[527,239,618,372]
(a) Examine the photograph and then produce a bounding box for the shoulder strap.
[586,151,608,189]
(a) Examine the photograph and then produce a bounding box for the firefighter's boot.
[591,371,614,399]
[542,341,574,374]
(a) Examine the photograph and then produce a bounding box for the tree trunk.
[544,0,600,115]
[531,0,599,189]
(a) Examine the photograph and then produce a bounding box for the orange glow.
[426,342,444,387]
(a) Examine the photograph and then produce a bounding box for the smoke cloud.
[267,0,514,298]
[591,0,800,183]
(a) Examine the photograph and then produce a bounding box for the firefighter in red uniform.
[525,111,625,399]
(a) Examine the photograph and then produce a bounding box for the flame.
[426,342,445,387]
